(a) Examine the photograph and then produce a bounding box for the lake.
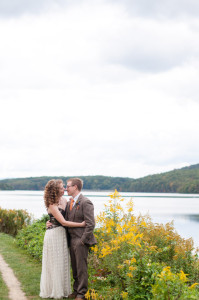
[1,190,199,248]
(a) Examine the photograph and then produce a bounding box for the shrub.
[86,190,199,299]
[16,214,49,261]
[0,207,32,236]
[152,266,199,299]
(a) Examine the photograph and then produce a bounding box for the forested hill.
[0,175,133,192]
[0,163,199,193]
[127,164,199,193]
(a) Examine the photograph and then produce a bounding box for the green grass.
[0,233,42,300]
[0,271,9,299]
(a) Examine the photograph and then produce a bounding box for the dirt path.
[0,253,27,300]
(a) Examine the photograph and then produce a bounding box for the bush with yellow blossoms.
[152,266,199,299]
[86,190,199,299]
[0,207,32,236]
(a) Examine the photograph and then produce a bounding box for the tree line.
[0,163,199,193]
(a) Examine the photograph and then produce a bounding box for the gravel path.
[0,253,27,300]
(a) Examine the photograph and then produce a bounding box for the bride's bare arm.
[48,205,86,227]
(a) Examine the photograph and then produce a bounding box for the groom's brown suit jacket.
[65,193,97,246]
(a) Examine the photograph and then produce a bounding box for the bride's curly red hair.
[44,179,63,208]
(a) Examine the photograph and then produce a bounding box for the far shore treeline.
[0,163,199,193]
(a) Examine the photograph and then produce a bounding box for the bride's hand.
[81,221,86,227]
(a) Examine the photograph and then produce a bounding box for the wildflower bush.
[86,190,199,299]
[152,266,199,299]
[0,207,32,236]
[16,214,49,260]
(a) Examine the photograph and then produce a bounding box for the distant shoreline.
[0,163,199,193]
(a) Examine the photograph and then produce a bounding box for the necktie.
[70,198,74,211]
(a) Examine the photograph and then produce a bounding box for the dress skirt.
[40,226,71,299]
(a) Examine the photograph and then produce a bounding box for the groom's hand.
[46,220,52,229]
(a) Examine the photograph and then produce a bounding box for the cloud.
[0,0,199,179]
[1,0,199,93]
[1,93,199,179]
[105,19,199,72]
[112,0,199,19]
[0,0,76,18]
[0,0,47,17]
[2,0,199,20]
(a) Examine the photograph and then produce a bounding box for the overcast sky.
[0,0,199,180]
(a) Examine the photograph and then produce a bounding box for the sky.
[0,0,199,180]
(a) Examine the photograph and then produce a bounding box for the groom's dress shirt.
[72,193,81,207]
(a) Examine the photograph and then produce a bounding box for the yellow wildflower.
[91,289,98,299]
[189,283,199,289]
[100,245,112,257]
[129,266,136,271]
[85,290,90,300]
[179,270,188,282]
[121,291,128,299]
[118,265,124,269]
[109,189,120,199]
[131,257,136,263]
[91,245,98,253]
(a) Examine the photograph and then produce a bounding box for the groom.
[66,178,97,300]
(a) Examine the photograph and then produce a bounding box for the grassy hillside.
[0,164,199,193]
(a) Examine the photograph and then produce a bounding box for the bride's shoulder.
[61,196,67,205]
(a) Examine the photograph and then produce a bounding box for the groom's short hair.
[68,178,83,191]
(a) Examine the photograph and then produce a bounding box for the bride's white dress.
[40,209,71,299]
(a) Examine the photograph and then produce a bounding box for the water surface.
[0,190,199,248]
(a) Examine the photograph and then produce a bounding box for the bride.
[40,179,85,299]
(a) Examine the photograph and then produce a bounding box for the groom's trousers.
[70,237,89,298]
